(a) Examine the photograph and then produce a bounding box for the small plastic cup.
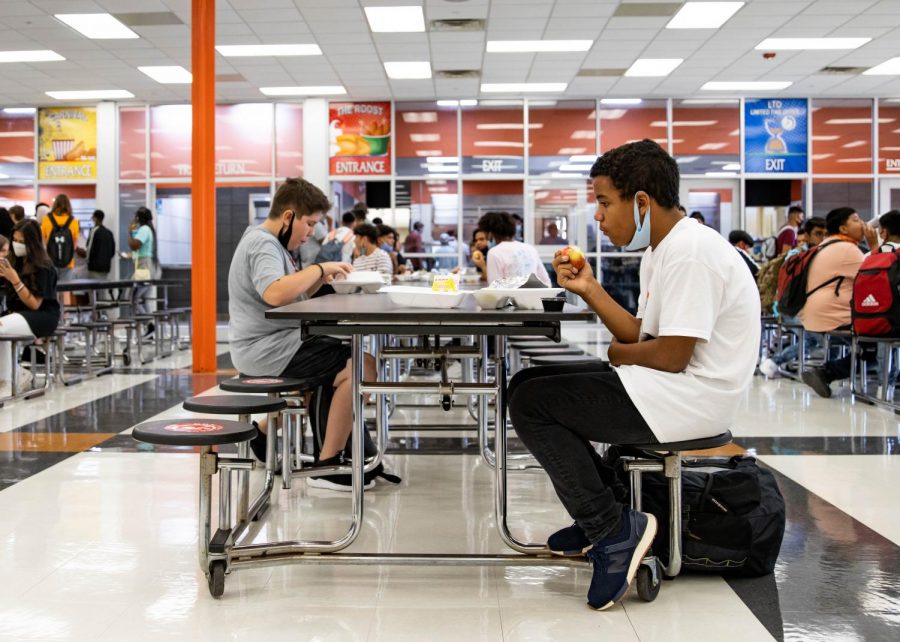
[541,297,564,312]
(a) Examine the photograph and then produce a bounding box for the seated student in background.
[508,140,760,610]
[728,230,759,278]
[475,211,550,285]
[800,207,880,398]
[352,223,394,276]
[376,224,400,274]
[871,209,900,253]
[228,178,395,490]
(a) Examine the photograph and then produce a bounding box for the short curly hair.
[269,177,332,219]
[590,139,679,208]
[478,211,516,240]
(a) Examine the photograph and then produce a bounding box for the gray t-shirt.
[228,226,305,375]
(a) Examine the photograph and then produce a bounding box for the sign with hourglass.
[744,99,808,174]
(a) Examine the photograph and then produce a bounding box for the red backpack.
[776,239,844,318]
[852,246,900,336]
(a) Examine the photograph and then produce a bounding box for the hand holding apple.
[560,245,586,270]
[552,245,594,297]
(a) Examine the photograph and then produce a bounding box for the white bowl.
[381,285,468,309]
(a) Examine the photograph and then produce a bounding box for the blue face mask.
[624,194,651,251]
[488,239,497,249]
[380,242,393,252]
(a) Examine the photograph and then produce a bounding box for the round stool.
[219,375,325,394]
[133,418,257,446]
[183,395,287,415]
[530,354,605,366]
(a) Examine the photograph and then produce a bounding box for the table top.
[57,278,183,291]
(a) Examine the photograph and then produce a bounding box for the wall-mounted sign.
[460,157,525,174]
[38,107,97,180]
[329,101,391,176]
[887,159,900,172]
[744,98,808,174]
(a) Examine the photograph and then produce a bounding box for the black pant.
[508,362,656,543]
[822,335,877,382]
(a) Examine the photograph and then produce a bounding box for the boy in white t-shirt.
[473,211,551,285]
[508,140,760,611]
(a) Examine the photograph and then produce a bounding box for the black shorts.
[280,335,351,385]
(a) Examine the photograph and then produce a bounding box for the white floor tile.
[367,606,503,642]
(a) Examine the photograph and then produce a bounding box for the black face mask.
[278,211,295,250]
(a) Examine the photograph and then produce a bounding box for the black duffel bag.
[610,452,785,577]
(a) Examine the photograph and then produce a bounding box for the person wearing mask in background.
[466,228,491,282]
[775,205,805,256]
[8,205,25,225]
[512,213,525,241]
[800,208,880,397]
[689,211,706,225]
[0,219,60,394]
[376,224,400,275]
[404,221,425,270]
[34,202,50,226]
[0,208,12,241]
[299,214,328,269]
[540,222,567,245]
[129,206,162,332]
[728,230,759,278]
[477,211,551,286]
[81,210,116,281]
[40,194,79,282]
[352,223,393,276]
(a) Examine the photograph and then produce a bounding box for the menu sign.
[744,98,808,174]
[38,107,97,180]
[329,101,391,176]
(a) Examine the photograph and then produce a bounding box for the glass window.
[878,100,900,175]
[119,106,146,180]
[154,187,192,266]
[0,184,36,215]
[600,100,668,153]
[812,179,872,221]
[395,102,458,177]
[812,99,873,174]
[599,256,641,314]
[672,99,740,175]
[462,179,524,252]
[275,103,303,178]
[461,102,524,175]
[150,105,191,178]
[399,179,459,271]
[528,100,597,177]
[0,109,36,182]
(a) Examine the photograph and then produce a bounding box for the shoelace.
[586,546,609,575]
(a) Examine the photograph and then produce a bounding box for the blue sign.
[744,98,808,173]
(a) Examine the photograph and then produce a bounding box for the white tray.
[381,285,468,309]
[472,287,564,310]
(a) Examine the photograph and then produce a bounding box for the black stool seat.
[530,354,605,366]
[510,340,569,350]
[620,430,733,452]
[507,336,550,342]
[71,321,111,328]
[183,394,287,415]
[220,375,326,394]
[518,347,584,357]
[133,418,257,446]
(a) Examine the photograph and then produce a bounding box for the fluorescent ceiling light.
[436,100,477,107]
[698,142,727,150]
[558,147,587,154]
[486,40,592,53]
[600,98,641,105]
[481,83,567,92]
[651,120,717,127]
[825,118,893,124]
[364,6,425,33]
[478,100,524,107]
[667,2,743,29]
[402,112,437,123]
[624,58,683,77]
[680,98,739,105]
[2,107,36,114]
[676,156,699,164]
[385,61,431,79]
[864,57,900,76]
[426,157,458,164]
[593,109,627,119]
[811,153,833,160]
[138,66,192,84]
[410,133,440,142]
[259,86,346,96]
[722,163,742,171]
[842,140,867,148]
[0,50,65,63]
[558,164,592,171]
[570,130,595,139]
[702,81,792,90]
[415,150,442,157]
[756,37,870,50]
[216,44,322,57]
[836,158,870,163]
[55,13,138,39]
[46,89,135,100]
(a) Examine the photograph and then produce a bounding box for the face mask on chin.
[277,211,295,250]
[624,194,652,251]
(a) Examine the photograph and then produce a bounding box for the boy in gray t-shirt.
[227,178,391,491]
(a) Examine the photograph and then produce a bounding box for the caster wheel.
[441,395,452,411]
[122,350,131,366]
[208,560,226,598]
[636,563,661,602]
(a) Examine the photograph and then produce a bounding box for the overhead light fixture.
[216,44,322,57]
[138,66,192,84]
[436,100,477,107]
[55,13,139,39]
[481,83,567,92]
[702,81,792,90]
[402,112,438,124]
[624,58,683,77]
[364,6,425,33]
[600,98,642,105]
[486,40,592,53]
[864,57,900,76]
[46,89,135,100]
[259,86,346,96]
[666,2,744,29]
[812,135,839,141]
[570,130,595,139]
[0,50,65,63]
[426,156,458,164]
[569,154,597,162]
[825,117,893,124]
[680,98,739,105]
[476,123,543,130]
[755,37,870,50]
[652,120,718,127]
[384,61,431,79]
[558,147,587,154]
[473,141,525,148]
[2,107,36,114]
[722,163,742,171]
[558,164,593,171]
[676,156,699,164]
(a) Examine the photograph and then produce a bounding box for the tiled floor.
[0,326,898,641]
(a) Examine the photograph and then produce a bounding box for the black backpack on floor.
[609,452,785,577]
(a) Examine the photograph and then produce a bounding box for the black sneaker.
[547,522,591,557]
[801,366,832,398]
[143,322,155,337]
[307,454,376,492]
[586,508,657,611]
[248,422,281,474]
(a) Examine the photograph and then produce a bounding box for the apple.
[472,250,483,262]
[560,245,586,270]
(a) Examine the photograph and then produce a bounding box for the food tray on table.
[380,285,468,309]
[472,287,564,310]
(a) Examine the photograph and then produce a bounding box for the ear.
[634,191,651,212]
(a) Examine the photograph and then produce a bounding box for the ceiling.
[0,0,899,106]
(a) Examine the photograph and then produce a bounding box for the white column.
[95,101,119,278]
[302,98,329,192]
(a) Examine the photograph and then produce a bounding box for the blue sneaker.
[547,522,591,556]
[586,508,657,610]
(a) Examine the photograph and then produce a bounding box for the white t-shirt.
[615,217,761,444]
[486,241,551,285]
